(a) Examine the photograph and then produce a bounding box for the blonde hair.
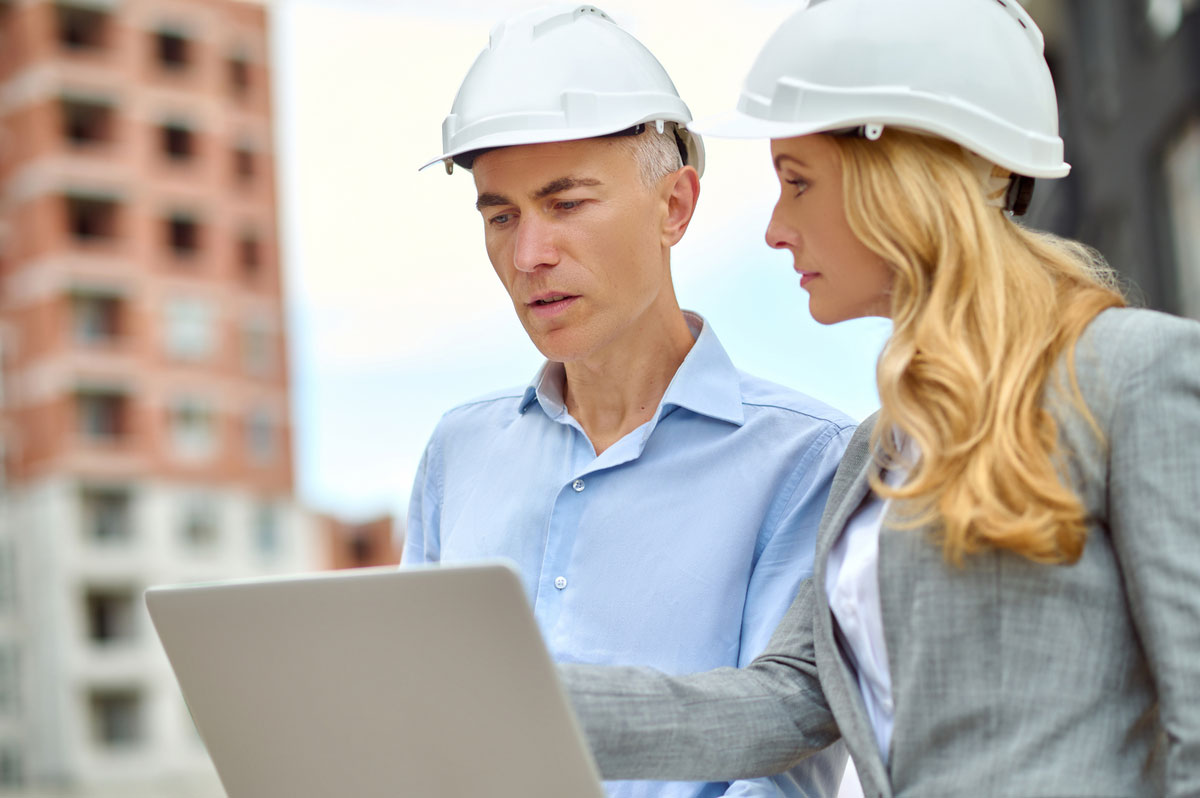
[831,130,1125,565]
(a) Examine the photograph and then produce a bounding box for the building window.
[66,195,118,242]
[241,317,273,376]
[81,486,132,544]
[168,397,215,460]
[0,645,18,715]
[0,746,21,787]
[349,530,374,566]
[233,145,255,182]
[253,502,279,557]
[71,292,122,344]
[166,213,201,257]
[228,55,251,95]
[56,4,109,51]
[89,689,142,747]
[1144,0,1200,40]
[160,122,194,161]
[155,30,190,70]
[238,232,260,277]
[85,588,137,644]
[245,408,274,463]
[180,499,218,548]
[164,297,214,361]
[0,541,14,610]
[61,97,113,146]
[1164,117,1200,320]
[76,390,127,441]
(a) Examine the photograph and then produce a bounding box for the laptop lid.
[146,562,605,798]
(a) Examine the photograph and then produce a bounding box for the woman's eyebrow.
[773,154,810,171]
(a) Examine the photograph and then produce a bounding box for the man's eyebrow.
[476,177,602,211]
[533,176,601,200]
[773,154,809,172]
[475,192,511,211]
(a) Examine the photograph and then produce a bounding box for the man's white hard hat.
[691,0,1069,179]
[421,4,705,176]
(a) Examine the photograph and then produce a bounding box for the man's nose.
[513,216,559,273]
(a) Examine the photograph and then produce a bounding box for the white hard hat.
[421,4,704,176]
[691,0,1068,179]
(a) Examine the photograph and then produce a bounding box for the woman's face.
[766,135,893,324]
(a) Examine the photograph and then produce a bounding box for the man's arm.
[401,436,443,565]
[721,424,853,798]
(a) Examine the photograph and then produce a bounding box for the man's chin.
[527,330,590,364]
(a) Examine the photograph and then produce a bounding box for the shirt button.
[571,479,585,492]
[554,576,567,590]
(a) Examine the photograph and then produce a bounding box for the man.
[406,6,852,798]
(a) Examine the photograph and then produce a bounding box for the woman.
[560,0,1200,795]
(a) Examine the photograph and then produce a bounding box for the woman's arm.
[560,578,840,782]
[1104,311,1200,794]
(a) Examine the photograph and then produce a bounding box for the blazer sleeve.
[560,577,840,783]
[1105,312,1200,795]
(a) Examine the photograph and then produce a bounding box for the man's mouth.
[527,293,580,317]
[528,293,577,306]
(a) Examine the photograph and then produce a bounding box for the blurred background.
[0,0,1195,795]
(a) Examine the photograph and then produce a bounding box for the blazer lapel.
[813,418,893,797]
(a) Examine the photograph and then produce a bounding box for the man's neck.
[562,309,696,456]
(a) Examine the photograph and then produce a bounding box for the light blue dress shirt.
[405,314,855,798]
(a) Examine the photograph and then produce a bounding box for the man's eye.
[488,213,514,226]
[556,200,583,211]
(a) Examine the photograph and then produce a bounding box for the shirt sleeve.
[1105,313,1200,795]
[560,578,840,783]
[719,423,854,798]
[402,430,444,565]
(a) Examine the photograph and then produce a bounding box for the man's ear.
[661,165,700,247]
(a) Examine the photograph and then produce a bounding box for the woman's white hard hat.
[690,0,1069,179]
[421,4,705,176]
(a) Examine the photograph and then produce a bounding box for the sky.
[270,0,893,522]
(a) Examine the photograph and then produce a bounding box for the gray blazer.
[561,308,1200,797]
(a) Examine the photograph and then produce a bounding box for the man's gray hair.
[617,123,685,186]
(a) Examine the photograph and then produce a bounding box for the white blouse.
[824,437,914,764]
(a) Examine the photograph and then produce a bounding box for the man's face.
[471,137,671,364]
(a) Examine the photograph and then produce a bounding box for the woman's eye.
[785,178,809,197]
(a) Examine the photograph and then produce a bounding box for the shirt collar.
[518,311,745,427]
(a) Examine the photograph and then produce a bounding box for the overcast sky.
[270,0,892,522]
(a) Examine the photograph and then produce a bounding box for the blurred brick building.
[323,514,402,571]
[0,0,321,794]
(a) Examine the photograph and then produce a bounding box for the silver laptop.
[146,562,606,798]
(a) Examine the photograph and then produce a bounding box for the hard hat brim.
[419,125,632,172]
[688,111,1070,179]
[422,119,706,178]
[687,110,814,140]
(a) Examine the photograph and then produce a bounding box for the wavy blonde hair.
[831,130,1125,565]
